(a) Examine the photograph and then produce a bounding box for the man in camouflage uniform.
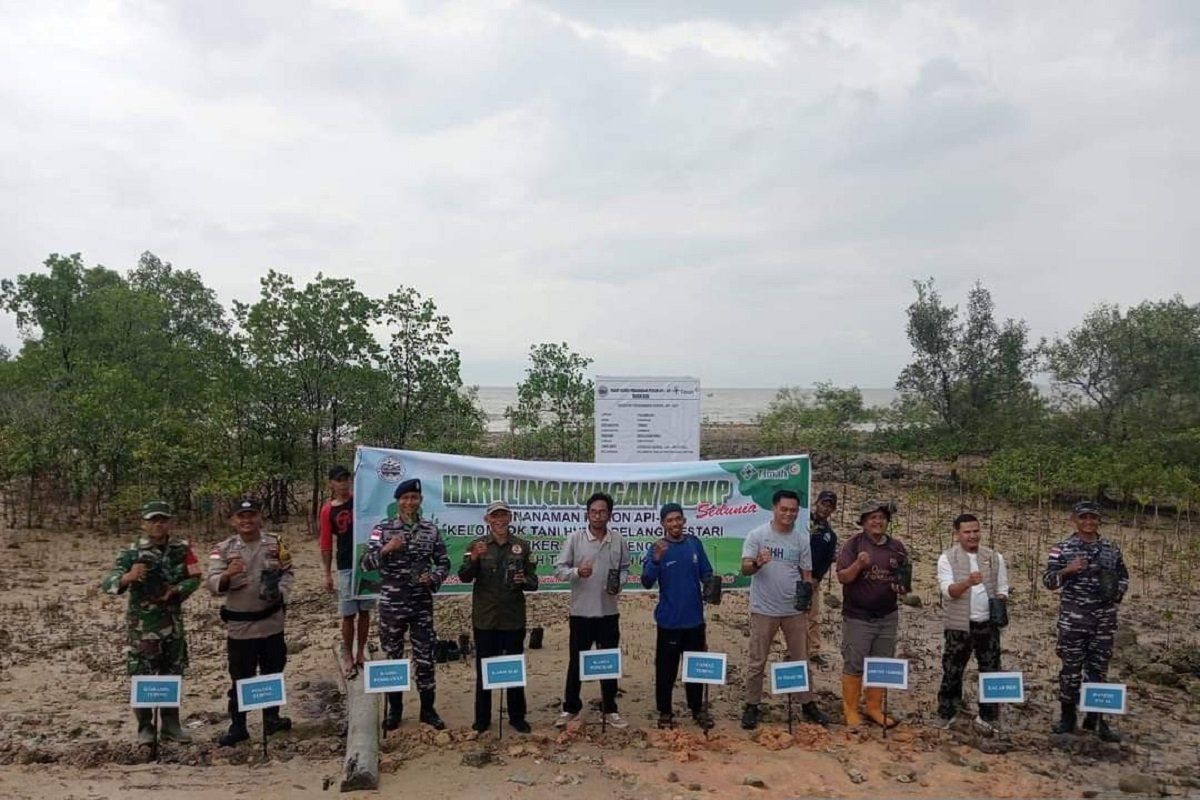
[102,500,202,745]
[1043,500,1129,742]
[361,478,451,731]
[206,497,295,746]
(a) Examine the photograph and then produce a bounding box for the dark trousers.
[655,624,707,715]
[562,614,620,714]
[474,627,527,725]
[1057,603,1116,704]
[226,632,287,718]
[937,622,1001,720]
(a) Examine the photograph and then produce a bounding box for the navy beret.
[394,478,422,499]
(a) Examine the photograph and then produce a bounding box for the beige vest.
[942,544,999,632]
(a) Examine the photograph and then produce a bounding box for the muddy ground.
[0,489,1197,799]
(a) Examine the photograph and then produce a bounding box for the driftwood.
[333,643,380,791]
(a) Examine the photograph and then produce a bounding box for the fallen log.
[334,643,380,791]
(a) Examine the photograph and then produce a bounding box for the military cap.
[1073,500,1102,517]
[816,489,838,504]
[140,500,173,519]
[327,464,351,480]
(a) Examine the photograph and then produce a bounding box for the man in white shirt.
[935,513,1009,734]
[553,492,632,729]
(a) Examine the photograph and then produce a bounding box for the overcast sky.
[2,1,1197,387]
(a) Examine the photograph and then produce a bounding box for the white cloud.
[1,0,1196,387]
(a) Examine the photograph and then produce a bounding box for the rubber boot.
[134,709,157,746]
[263,707,292,736]
[1051,702,1076,734]
[740,704,760,730]
[864,687,898,728]
[419,689,445,730]
[383,692,403,731]
[1081,712,1097,731]
[218,712,250,746]
[841,674,863,727]
[159,708,191,743]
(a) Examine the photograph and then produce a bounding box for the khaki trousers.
[806,579,823,653]
[745,612,812,704]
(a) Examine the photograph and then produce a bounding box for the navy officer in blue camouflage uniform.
[360,478,451,731]
[1043,500,1129,741]
[807,489,839,666]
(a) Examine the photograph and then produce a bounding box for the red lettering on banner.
[696,502,759,519]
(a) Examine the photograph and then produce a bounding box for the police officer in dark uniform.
[458,500,538,733]
[1043,500,1129,741]
[360,478,451,731]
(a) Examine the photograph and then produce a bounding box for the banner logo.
[376,457,406,483]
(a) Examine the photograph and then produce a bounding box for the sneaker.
[972,716,996,736]
[933,714,956,730]
[471,720,490,733]
[657,713,675,730]
[509,719,532,734]
[554,711,577,729]
[692,709,715,731]
[603,712,629,729]
[801,701,830,726]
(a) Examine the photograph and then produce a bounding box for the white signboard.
[594,376,700,463]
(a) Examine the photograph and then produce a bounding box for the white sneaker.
[603,712,628,729]
[554,712,577,729]
[933,714,955,729]
[973,716,997,736]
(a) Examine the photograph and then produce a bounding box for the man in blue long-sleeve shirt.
[641,502,715,730]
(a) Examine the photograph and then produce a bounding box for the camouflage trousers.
[126,633,188,676]
[937,622,1001,720]
[1056,603,1116,704]
[379,601,436,691]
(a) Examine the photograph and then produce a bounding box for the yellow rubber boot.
[841,674,863,727]
[864,687,898,728]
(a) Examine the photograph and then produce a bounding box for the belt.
[220,602,284,622]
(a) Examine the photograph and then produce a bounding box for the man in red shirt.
[319,465,375,678]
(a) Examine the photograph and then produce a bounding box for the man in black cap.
[318,464,374,679]
[641,502,715,730]
[1043,501,1129,741]
[206,497,294,746]
[807,490,839,666]
[361,478,451,730]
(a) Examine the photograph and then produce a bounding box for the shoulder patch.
[370,528,383,541]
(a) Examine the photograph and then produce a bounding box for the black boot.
[218,712,250,746]
[740,703,760,730]
[1051,702,1076,734]
[263,707,292,736]
[802,701,830,726]
[1081,712,1097,731]
[383,692,403,731]
[1096,716,1121,743]
[134,709,157,746]
[419,689,445,730]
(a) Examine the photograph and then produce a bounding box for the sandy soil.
[1,494,1197,799]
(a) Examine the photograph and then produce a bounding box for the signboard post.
[130,676,182,761]
[769,661,811,735]
[594,376,700,462]
[481,655,527,741]
[682,652,726,738]
[236,673,287,758]
[863,658,908,737]
[580,649,622,733]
